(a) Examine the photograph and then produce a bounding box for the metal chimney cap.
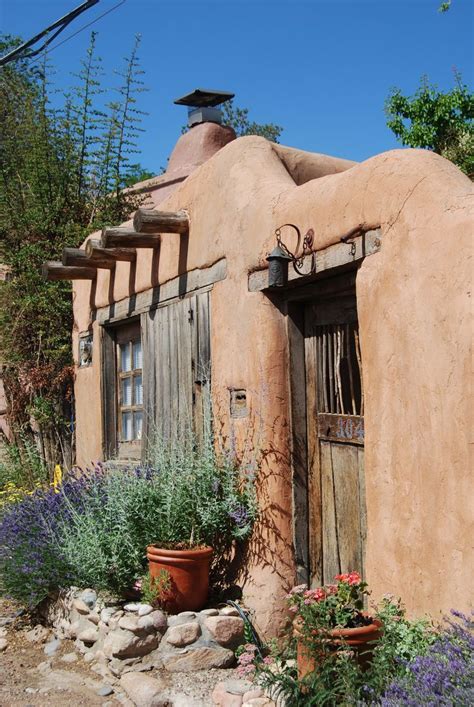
[174,88,235,108]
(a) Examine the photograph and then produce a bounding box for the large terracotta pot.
[146,544,213,613]
[294,616,383,679]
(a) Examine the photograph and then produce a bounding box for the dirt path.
[0,599,242,706]
[0,599,122,706]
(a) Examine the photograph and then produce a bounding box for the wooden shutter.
[141,291,210,452]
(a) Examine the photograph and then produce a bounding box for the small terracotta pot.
[146,544,213,614]
[294,616,383,679]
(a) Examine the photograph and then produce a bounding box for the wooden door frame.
[283,267,362,585]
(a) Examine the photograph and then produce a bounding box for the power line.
[0,1,100,67]
[29,0,128,68]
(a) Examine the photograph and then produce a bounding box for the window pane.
[122,412,132,441]
[134,411,143,440]
[134,375,143,405]
[133,340,142,370]
[121,377,132,406]
[120,344,131,372]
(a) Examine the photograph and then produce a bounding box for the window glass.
[122,378,132,406]
[120,344,131,372]
[134,411,143,440]
[134,375,143,406]
[133,341,142,370]
[121,411,133,441]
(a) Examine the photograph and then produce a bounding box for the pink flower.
[347,572,361,586]
[290,584,307,595]
[133,579,142,591]
[263,656,274,665]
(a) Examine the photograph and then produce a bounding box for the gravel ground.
[0,598,239,706]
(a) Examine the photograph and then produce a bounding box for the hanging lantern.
[267,245,293,288]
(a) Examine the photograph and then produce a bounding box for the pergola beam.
[86,239,136,263]
[133,208,189,235]
[42,261,97,281]
[101,227,161,249]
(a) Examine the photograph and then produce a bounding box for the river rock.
[80,589,97,608]
[219,606,241,617]
[137,610,167,633]
[137,604,153,617]
[78,627,100,644]
[60,652,78,663]
[0,638,8,652]
[118,615,144,634]
[25,625,50,643]
[166,621,201,647]
[162,646,235,671]
[200,608,219,617]
[87,612,100,625]
[204,616,244,647]
[103,629,159,659]
[123,602,142,612]
[100,608,116,625]
[120,672,167,707]
[73,599,90,615]
[44,638,61,656]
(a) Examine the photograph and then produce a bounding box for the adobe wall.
[73,136,473,635]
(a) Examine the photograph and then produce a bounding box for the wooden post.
[42,261,97,281]
[133,208,189,235]
[101,227,161,249]
[62,247,115,270]
[86,238,136,263]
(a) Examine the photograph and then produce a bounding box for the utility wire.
[0,1,100,67]
[29,0,128,68]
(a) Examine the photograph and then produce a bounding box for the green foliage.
[139,569,172,607]
[439,1,452,11]
[0,32,149,470]
[247,596,437,706]
[385,73,474,178]
[0,433,49,493]
[220,99,283,142]
[55,425,256,595]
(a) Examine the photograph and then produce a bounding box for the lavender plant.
[382,610,474,706]
[0,470,97,605]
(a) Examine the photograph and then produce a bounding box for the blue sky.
[2,0,473,173]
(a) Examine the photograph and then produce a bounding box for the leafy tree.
[385,74,474,178]
[0,32,149,475]
[221,100,283,142]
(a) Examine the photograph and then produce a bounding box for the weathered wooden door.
[141,291,210,448]
[304,292,366,586]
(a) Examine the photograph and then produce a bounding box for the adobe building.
[44,91,473,636]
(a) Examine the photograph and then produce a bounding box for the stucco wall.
[72,136,473,634]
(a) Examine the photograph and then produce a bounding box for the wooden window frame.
[102,319,143,461]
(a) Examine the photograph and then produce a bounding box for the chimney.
[174,88,235,128]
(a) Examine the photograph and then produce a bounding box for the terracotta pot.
[294,616,383,679]
[146,544,213,613]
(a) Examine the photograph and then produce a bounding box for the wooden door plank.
[320,440,340,584]
[141,311,156,458]
[305,304,323,586]
[168,301,179,443]
[176,299,193,432]
[358,447,367,576]
[331,443,362,574]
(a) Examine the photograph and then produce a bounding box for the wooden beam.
[248,228,382,292]
[62,247,115,270]
[133,208,189,235]
[96,258,227,325]
[42,261,97,281]
[101,227,161,249]
[86,239,136,263]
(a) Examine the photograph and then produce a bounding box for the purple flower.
[229,504,249,528]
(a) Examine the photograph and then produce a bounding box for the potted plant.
[143,428,257,613]
[288,572,383,679]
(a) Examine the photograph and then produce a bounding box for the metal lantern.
[267,245,293,288]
